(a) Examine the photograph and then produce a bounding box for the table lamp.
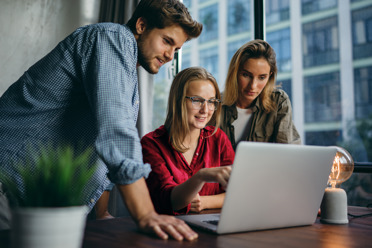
[320,146,354,224]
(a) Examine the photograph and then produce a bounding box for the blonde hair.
[164,67,221,153]
[223,39,278,112]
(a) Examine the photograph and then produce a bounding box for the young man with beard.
[0,0,202,241]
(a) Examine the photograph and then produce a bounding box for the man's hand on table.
[117,178,198,241]
[137,211,198,241]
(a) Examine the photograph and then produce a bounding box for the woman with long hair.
[142,67,234,214]
[221,39,301,149]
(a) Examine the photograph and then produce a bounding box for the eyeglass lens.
[189,97,219,110]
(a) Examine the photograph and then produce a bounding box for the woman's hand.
[170,166,232,211]
[190,193,203,213]
[196,166,232,189]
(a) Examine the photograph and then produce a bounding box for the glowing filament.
[330,155,341,188]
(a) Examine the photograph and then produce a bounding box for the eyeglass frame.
[185,96,221,111]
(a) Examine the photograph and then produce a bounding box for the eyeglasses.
[185,96,221,111]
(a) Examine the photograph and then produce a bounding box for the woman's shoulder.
[271,88,291,104]
[272,88,289,98]
[141,125,168,142]
[203,126,228,139]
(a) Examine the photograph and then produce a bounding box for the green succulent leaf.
[0,145,98,207]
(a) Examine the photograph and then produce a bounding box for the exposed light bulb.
[328,147,354,188]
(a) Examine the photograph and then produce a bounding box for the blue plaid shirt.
[0,23,151,209]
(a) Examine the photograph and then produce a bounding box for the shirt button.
[135,100,139,105]
[90,199,94,203]
[195,153,199,156]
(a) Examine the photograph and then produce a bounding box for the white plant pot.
[11,205,88,248]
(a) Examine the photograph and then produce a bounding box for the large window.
[151,0,372,207]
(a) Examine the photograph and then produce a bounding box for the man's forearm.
[116,177,155,223]
[116,177,198,241]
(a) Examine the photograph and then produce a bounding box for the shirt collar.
[153,125,215,138]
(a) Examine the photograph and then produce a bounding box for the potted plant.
[0,146,97,248]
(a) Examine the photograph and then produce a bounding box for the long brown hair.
[223,39,278,112]
[165,67,221,153]
[127,0,203,41]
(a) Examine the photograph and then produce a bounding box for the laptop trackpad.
[177,214,220,232]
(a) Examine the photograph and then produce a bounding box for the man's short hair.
[127,0,202,40]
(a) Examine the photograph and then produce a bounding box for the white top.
[233,107,252,143]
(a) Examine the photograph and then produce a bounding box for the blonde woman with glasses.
[141,67,235,215]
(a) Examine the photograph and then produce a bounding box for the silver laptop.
[177,142,337,234]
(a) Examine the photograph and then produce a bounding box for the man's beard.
[137,36,158,74]
[138,50,157,74]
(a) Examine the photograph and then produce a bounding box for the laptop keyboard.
[203,220,219,226]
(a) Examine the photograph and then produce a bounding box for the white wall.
[0,0,101,95]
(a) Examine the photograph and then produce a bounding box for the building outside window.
[306,130,342,146]
[352,6,372,59]
[304,72,341,123]
[302,16,339,68]
[265,0,290,25]
[181,52,191,71]
[199,46,220,87]
[227,39,247,66]
[266,28,291,72]
[227,0,250,35]
[183,0,191,7]
[198,3,219,43]
[301,0,337,15]
[278,78,292,101]
[354,66,372,119]
[153,65,170,129]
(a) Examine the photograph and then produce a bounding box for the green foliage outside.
[0,146,97,208]
[354,115,372,162]
[338,114,372,162]
[338,114,372,207]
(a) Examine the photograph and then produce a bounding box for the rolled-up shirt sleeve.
[81,25,151,185]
